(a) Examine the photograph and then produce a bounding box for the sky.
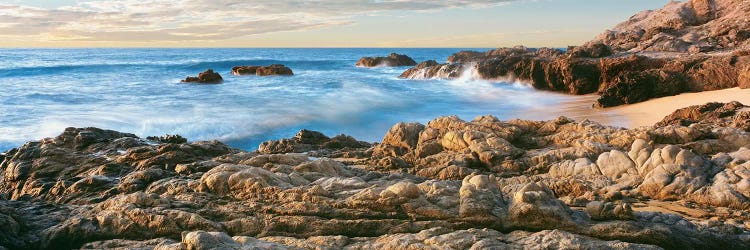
[0,0,671,48]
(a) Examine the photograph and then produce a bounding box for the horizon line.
[0,46,567,49]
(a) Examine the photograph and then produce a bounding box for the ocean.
[0,48,623,152]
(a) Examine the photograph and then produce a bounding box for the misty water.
[0,48,624,151]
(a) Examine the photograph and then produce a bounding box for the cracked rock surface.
[1,102,750,249]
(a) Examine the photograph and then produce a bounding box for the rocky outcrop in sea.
[232,64,294,76]
[1,102,749,249]
[182,69,223,84]
[400,0,750,108]
[357,53,417,67]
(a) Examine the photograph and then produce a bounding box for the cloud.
[0,0,516,44]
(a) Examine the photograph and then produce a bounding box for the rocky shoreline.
[400,0,750,108]
[1,101,749,249]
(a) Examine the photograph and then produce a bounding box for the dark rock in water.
[146,134,188,144]
[414,60,439,69]
[256,64,294,76]
[182,69,223,83]
[399,61,465,79]
[231,64,293,76]
[230,66,261,76]
[356,53,417,67]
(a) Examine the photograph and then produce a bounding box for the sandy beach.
[607,87,750,128]
[513,87,750,129]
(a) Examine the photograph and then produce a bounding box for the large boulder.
[458,174,505,225]
[508,183,580,230]
[374,122,425,157]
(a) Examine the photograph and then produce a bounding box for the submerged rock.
[182,69,223,83]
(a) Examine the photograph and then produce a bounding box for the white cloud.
[0,0,516,43]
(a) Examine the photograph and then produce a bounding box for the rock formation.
[230,66,261,75]
[1,102,750,249]
[356,53,417,67]
[182,69,223,84]
[400,0,750,107]
[231,64,294,76]
[589,0,750,53]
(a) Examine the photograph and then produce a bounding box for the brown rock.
[566,43,613,58]
[656,101,746,127]
[447,50,487,63]
[231,64,293,76]
[256,64,293,76]
[182,69,223,84]
[740,66,750,89]
[258,129,369,155]
[230,66,261,75]
[356,53,417,67]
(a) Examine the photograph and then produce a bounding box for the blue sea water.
[0,48,622,152]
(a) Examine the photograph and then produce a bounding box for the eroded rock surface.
[2,103,750,249]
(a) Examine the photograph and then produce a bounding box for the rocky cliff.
[1,102,749,249]
[590,0,750,53]
[400,0,750,107]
